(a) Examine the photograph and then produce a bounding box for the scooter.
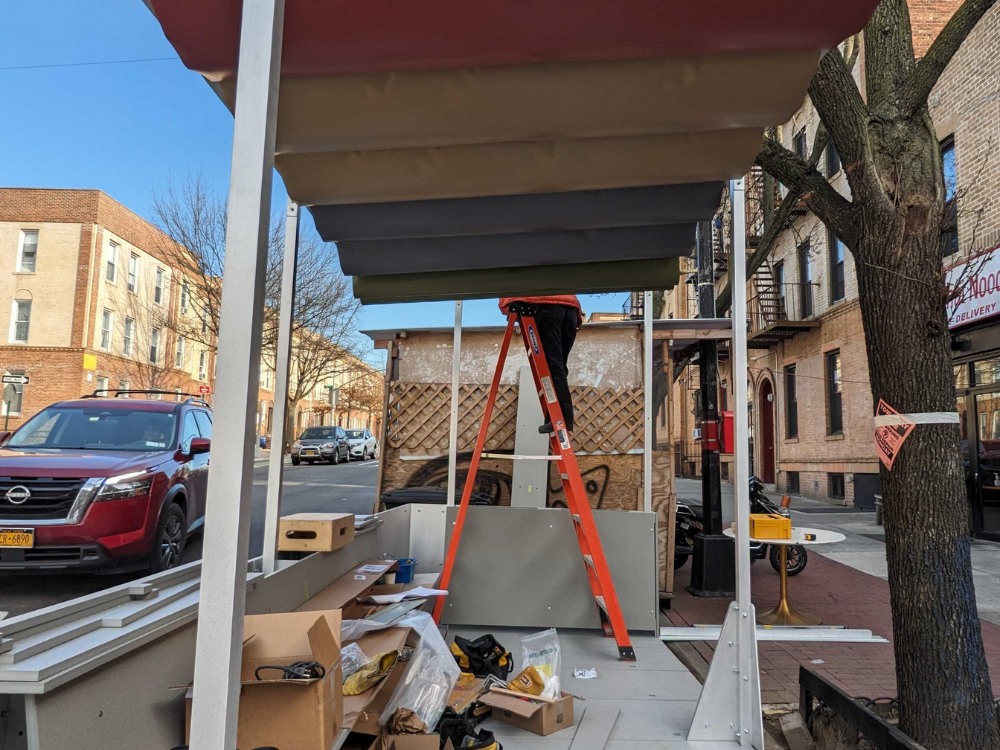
[674,477,808,576]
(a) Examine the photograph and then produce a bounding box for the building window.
[175,387,183,402]
[106,241,118,282]
[176,336,186,368]
[123,317,134,356]
[154,268,165,305]
[181,282,190,315]
[826,142,841,178]
[17,230,38,273]
[785,365,798,439]
[787,471,800,494]
[793,129,808,159]
[96,376,109,394]
[119,379,130,396]
[10,301,31,343]
[128,253,139,293]
[829,473,846,499]
[798,243,813,318]
[150,327,161,364]
[201,311,209,334]
[826,349,843,435]
[774,261,785,313]
[829,229,845,303]
[100,309,113,350]
[199,351,207,382]
[2,371,25,415]
[941,136,958,257]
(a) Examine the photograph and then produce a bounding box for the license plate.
[303,449,317,455]
[0,528,34,548]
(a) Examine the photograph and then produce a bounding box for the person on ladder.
[499,295,584,434]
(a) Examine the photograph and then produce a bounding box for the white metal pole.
[447,301,463,505]
[188,1,284,748]
[262,198,300,575]
[643,291,653,513]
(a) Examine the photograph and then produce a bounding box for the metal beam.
[643,291,653,513]
[262,198,300,575]
[446,301,463,506]
[187,1,285,748]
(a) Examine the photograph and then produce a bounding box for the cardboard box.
[279,512,356,552]
[479,691,575,736]
[447,673,486,713]
[185,610,343,750]
[297,559,397,619]
[344,627,417,736]
[369,736,453,750]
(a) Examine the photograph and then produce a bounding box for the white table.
[724,527,846,626]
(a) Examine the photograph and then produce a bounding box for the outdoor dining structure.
[106,2,880,748]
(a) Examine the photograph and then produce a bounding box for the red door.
[759,380,776,484]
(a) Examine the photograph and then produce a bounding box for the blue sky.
[0,0,628,357]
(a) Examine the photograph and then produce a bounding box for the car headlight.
[321,442,336,449]
[293,441,302,450]
[65,472,154,524]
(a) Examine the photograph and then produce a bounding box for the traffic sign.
[1,375,28,386]
[199,385,211,395]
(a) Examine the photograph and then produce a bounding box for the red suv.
[0,393,212,573]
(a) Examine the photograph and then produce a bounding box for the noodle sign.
[947,248,1000,329]
[874,399,915,471]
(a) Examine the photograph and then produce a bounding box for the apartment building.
[0,188,215,425]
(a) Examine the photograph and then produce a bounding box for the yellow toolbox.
[748,513,792,540]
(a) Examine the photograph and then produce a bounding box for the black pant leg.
[534,305,575,428]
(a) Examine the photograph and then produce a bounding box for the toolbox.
[748,513,792,540]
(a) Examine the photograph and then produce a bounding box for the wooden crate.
[278,512,355,552]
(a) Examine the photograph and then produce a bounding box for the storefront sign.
[947,248,1000,329]
[874,399,915,471]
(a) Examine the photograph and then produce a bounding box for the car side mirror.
[189,437,211,456]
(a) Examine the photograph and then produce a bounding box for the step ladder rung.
[595,595,608,612]
[583,554,594,568]
[572,514,582,524]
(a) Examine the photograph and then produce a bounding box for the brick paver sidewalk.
[664,552,1000,705]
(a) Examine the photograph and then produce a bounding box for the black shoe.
[539,422,573,434]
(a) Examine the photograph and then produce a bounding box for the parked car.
[345,428,378,460]
[291,426,350,465]
[0,392,213,574]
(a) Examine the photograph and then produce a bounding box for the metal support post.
[188,1,284,748]
[446,301,463,506]
[262,198,300,575]
[643,290,653,513]
[689,220,735,597]
[688,179,763,748]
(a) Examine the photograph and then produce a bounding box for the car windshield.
[300,427,337,440]
[346,430,365,439]
[7,406,179,451]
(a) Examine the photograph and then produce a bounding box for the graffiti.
[546,464,610,509]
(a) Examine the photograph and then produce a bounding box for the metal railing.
[748,281,815,336]
[622,293,644,320]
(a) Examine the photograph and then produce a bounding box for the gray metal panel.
[339,225,694,276]
[569,706,619,750]
[441,507,657,632]
[512,367,549,508]
[311,183,722,241]
[409,504,447,577]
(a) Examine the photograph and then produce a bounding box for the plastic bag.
[341,642,372,679]
[520,628,562,699]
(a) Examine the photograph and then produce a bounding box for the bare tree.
[716,3,999,746]
[337,360,385,431]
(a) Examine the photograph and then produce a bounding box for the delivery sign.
[947,247,1000,329]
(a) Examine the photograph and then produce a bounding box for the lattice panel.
[387,382,644,455]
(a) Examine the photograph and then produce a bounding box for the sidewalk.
[668,479,1000,705]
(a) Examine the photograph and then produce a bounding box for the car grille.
[0,476,88,520]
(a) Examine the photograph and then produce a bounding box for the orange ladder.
[432,302,636,660]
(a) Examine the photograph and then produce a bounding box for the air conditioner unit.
[693,427,702,440]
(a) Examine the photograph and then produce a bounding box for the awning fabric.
[146,0,880,303]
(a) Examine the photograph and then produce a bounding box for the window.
[2,371,25,415]
[793,129,808,159]
[798,243,813,318]
[154,268,165,305]
[826,350,843,434]
[193,411,212,439]
[127,253,139,293]
[180,282,190,315]
[150,327,161,364]
[175,387,183,402]
[106,241,118,282]
[176,335,186,368]
[199,351,208,382]
[17,230,38,272]
[829,473,845,499]
[100,309,113,350]
[180,412,200,451]
[825,142,841,177]
[941,136,958,257]
[785,366,798,439]
[787,471,800,494]
[119,379,130,396]
[123,317,134,356]
[774,262,785,312]
[10,301,31,343]
[201,311,209,334]
[829,229,846,303]
[96,376,109,394]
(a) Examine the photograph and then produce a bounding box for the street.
[0,458,378,618]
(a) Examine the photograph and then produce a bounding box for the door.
[192,411,213,521]
[758,379,776,484]
[974,392,1000,538]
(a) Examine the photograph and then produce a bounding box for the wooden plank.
[652,328,731,340]
[569,706,620,750]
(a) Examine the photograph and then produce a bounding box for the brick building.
[0,188,215,424]
[664,2,1000,512]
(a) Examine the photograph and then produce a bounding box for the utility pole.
[688,220,735,597]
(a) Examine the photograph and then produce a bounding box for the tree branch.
[901,0,998,115]
[806,45,869,177]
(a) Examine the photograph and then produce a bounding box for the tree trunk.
[853,117,1000,748]
[284,397,301,456]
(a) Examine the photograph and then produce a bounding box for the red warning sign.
[874,399,915,470]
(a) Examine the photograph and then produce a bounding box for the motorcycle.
[674,476,808,576]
